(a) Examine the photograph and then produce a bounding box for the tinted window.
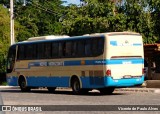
[77,40,85,56]
[17,45,25,60]
[7,45,16,73]
[44,43,51,58]
[65,42,72,56]
[85,40,92,56]
[52,42,59,57]
[16,37,104,60]
[37,43,44,59]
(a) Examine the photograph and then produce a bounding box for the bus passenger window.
[77,40,85,56]
[25,45,32,59]
[52,42,59,58]
[98,39,104,54]
[59,42,64,57]
[37,43,44,59]
[17,45,25,60]
[65,42,72,56]
[92,38,104,56]
[72,41,77,56]
[44,43,51,58]
[85,40,92,56]
[32,44,37,59]
[92,39,98,55]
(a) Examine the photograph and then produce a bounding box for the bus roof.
[16,32,140,45]
[27,35,70,41]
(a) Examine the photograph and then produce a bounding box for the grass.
[1,82,7,86]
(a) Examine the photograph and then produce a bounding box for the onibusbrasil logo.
[0,93,5,114]
[0,93,3,105]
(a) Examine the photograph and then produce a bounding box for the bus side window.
[77,40,85,56]
[32,44,37,59]
[25,44,36,59]
[37,43,44,59]
[52,42,59,58]
[72,41,77,56]
[92,38,104,56]
[65,41,72,57]
[92,39,98,55]
[59,42,65,57]
[98,38,104,54]
[44,43,51,58]
[25,45,29,59]
[85,40,92,56]
[17,45,25,60]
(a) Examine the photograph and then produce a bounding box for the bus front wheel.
[19,77,31,92]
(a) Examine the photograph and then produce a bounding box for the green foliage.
[62,0,114,36]
[14,0,64,41]
[1,81,7,86]
[0,5,10,72]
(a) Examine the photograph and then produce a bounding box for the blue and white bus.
[6,32,144,94]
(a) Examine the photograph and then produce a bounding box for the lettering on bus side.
[29,61,64,67]
[95,60,106,64]
[48,61,64,66]
[40,62,47,66]
[122,61,132,64]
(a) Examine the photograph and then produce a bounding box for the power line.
[30,1,62,16]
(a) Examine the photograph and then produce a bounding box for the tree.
[0,5,10,72]
[120,0,156,43]
[61,0,116,36]
[146,0,160,43]
[14,0,65,41]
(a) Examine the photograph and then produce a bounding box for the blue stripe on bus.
[15,59,144,70]
[7,76,144,88]
[27,59,144,68]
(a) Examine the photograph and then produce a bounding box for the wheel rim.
[73,81,80,92]
[21,81,26,89]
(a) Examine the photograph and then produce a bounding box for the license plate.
[123,75,131,78]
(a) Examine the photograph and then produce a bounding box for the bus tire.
[47,87,56,93]
[19,77,31,92]
[71,77,81,95]
[99,87,115,95]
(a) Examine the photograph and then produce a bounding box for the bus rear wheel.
[99,87,115,95]
[19,77,31,92]
[71,78,81,95]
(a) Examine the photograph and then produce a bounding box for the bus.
[6,32,144,94]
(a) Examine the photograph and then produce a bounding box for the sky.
[62,0,80,6]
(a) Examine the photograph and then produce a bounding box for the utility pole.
[10,0,14,45]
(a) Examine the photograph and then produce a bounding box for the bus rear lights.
[106,69,111,76]
[142,68,145,75]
